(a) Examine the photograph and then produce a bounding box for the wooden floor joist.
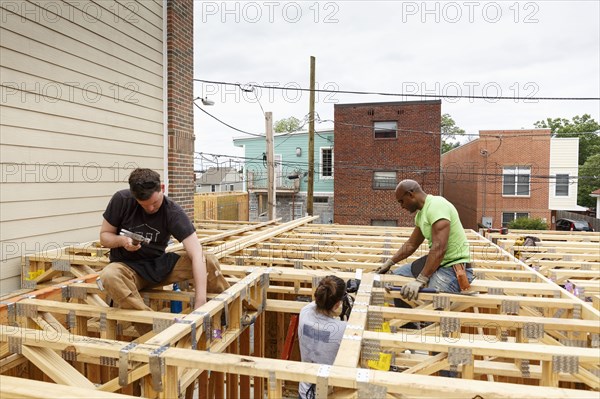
[2,220,599,398]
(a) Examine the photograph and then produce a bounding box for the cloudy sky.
[193,0,600,166]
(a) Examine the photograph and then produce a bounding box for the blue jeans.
[392,262,474,293]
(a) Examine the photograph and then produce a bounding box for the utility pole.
[307,56,315,216]
[266,112,276,220]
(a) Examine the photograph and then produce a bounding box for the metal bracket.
[315,365,331,399]
[235,257,244,266]
[500,329,509,342]
[367,311,383,330]
[523,322,544,339]
[177,320,197,350]
[520,359,530,378]
[16,302,37,318]
[370,291,384,306]
[293,260,303,269]
[8,336,22,354]
[580,263,591,270]
[4,302,16,325]
[67,310,76,329]
[251,248,259,257]
[448,347,473,373]
[312,276,323,289]
[355,368,386,399]
[153,318,175,334]
[572,304,582,319]
[149,345,169,392]
[590,334,599,348]
[100,356,117,367]
[373,274,381,288]
[304,252,312,260]
[52,260,71,272]
[62,346,77,362]
[440,317,460,336]
[22,279,36,289]
[433,295,450,311]
[559,339,586,347]
[501,300,520,315]
[119,342,138,387]
[474,271,486,280]
[488,287,504,295]
[361,339,381,361]
[552,355,578,373]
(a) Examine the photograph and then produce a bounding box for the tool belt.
[411,255,471,291]
[452,263,471,292]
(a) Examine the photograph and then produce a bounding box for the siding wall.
[549,138,580,210]
[0,0,165,293]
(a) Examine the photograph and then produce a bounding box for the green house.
[233,130,334,223]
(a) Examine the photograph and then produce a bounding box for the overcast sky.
[193,0,600,168]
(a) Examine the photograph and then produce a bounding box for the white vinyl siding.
[549,138,580,210]
[0,1,165,293]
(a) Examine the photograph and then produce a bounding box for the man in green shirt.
[375,179,473,300]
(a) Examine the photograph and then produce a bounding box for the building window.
[371,219,397,227]
[555,174,569,196]
[502,166,530,196]
[314,197,328,203]
[229,184,234,191]
[502,212,529,227]
[211,185,216,192]
[373,171,397,189]
[321,148,333,179]
[374,121,397,139]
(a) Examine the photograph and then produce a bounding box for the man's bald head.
[395,179,423,194]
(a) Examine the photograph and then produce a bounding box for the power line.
[193,100,264,137]
[195,79,600,101]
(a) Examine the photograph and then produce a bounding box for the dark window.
[321,148,333,178]
[374,121,397,139]
[502,212,529,227]
[555,174,569,196]
[371,220,398,227]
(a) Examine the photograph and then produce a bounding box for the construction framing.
[1,217,599,398]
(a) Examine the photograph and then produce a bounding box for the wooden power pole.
[266,111,276,220]
[307,56,315,216]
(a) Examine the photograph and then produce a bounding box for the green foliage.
[441,113,465,153]
[578,153,600,208]
[274,116,302,133]
[534,114,600,165]
[507,217,549,230]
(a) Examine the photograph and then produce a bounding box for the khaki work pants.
[99,251,230,310]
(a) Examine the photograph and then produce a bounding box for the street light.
[195,96,214,106]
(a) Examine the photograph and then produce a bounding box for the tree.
[577,153,600,209]
[534,114,600,165]
[274,116,302,133]
[441,113,465,153]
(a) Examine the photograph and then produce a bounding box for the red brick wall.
[442,141,481,229]
[334,101,441,226]
[442,129,552,229]
[167,0,195,218]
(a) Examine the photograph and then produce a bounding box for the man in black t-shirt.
[99,168,228,311]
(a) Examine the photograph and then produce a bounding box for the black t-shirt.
[103,189,195,283]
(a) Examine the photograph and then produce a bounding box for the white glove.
[375,258,395,274]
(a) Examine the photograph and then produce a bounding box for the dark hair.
[128,168,161,200]
[314,275,346,312]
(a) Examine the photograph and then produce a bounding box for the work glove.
[375,258,395,274]
[400,274,429,301]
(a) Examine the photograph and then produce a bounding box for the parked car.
[555,218,594,232]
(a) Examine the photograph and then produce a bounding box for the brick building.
[167,0,195,217]
[333,101,441,226]
[442,129,582,230]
